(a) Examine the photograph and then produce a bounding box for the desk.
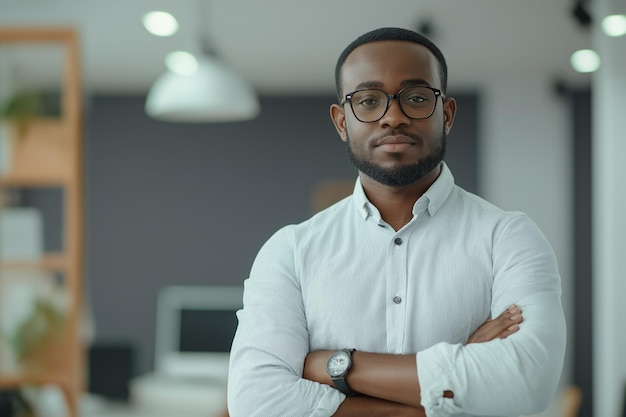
[82,373,228,417]
[86,405,216,417]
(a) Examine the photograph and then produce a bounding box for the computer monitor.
[154,285,243,381]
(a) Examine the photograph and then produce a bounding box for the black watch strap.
[331,375,356,396]
[331,349,356,396]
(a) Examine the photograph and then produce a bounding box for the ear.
[330,103,348,143]
[443,97,457,135]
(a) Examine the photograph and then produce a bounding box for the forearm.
[418,292,566,416]
[304,351,423,408]
[303,305,524,413]
[333,396,426,417]
[348,352,422,407]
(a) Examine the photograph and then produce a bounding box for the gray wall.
[84,93,478,375]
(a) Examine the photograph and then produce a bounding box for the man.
[228,27,566,417]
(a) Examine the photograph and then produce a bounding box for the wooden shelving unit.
[0,27,84,417]
[0,253,67,271]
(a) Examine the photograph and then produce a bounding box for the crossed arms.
[302,305,524,417]
[229,287,564,416]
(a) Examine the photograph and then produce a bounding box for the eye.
[408,95,426,102]
[405,93,429,105]
[351,90,386,108]
[356,95,381,107]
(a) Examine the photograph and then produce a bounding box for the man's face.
[331,41,456,187]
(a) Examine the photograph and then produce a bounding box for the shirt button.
[394,237,403,245]
[392,296,402,304]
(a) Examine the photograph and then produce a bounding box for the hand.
[467,304,523,344]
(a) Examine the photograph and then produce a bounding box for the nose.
[378,97,410,127]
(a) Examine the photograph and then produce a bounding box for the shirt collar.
[420,162,455,216]
[352,177,372,220]
[352,162,455,221]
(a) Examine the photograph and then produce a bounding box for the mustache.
[371,129,423,144]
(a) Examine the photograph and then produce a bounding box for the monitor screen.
[178,308,238,353]
[154,285,243,380]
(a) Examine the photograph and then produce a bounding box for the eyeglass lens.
[349,87,437,122]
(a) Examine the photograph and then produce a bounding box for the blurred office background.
[0,1,624,416]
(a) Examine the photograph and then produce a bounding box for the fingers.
[495,304,523,339]
[497,325,520,339]
[467,304,524,344]
[506,304,523,322]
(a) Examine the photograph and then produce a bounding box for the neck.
[360,164,441,231]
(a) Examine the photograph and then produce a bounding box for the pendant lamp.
[144,1,260,123]
[145,54,260,122]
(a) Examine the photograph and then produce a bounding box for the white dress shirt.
[228,163,566,417]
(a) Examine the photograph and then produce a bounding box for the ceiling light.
[145,54,260,123]
[602,14,626,37]
[143,11,179,37]
[570,49,601,73]
[165,51,198,76]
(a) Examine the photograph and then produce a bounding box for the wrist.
[326,349,357,396]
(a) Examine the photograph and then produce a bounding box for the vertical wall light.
[570,1,602,73]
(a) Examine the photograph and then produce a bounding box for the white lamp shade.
[145,56,260,122]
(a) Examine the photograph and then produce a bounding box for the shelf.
[0,318,78,381]
[0,27,83,417]
[0,253,67,272]
[0,370,71,389]
[0,118,73,185]
[0,176,68,188]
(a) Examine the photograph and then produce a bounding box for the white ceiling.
[0,0,614,97]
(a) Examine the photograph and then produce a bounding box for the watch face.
[327,351,350,377]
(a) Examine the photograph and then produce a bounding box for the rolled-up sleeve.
[227,226,344,417]
[417,215,567,416]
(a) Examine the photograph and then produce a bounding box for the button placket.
[386,232,409,352]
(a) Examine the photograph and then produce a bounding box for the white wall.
[479,77,574,389]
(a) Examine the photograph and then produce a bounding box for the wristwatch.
[326,349,357,396]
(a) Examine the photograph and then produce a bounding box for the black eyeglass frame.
[341,86,445,123]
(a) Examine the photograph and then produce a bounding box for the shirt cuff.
[417,343,463,417]
[310,386,346,417]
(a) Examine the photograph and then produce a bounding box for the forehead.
[341,41,441,92]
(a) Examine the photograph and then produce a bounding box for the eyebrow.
[353,78,433,90]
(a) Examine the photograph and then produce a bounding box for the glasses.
[341,86,443,123]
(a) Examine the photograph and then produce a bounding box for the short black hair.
[335,27,448,101]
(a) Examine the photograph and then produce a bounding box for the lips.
[376,135,416,147]
[374,129,419,147]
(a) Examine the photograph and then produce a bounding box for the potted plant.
[0,90,61,175]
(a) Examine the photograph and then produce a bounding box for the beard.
[346,129,447,187]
